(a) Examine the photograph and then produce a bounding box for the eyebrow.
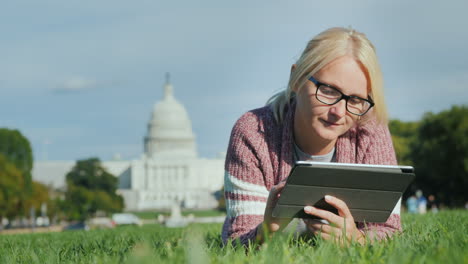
[314,77,368,99]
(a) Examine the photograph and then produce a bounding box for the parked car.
[112,213,142,226]
[89,217,116,229]
[63,221,90,231]
[36,216,50,227]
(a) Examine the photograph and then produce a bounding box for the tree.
[0,154,25,220]
[0,128,33,193]
[64,158,124,220]
[411,105,468,207]
[389,119,419,166]
[23,181,50,216]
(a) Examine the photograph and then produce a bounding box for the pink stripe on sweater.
[225,192,268,202]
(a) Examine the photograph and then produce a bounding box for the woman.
[222,27,401,246]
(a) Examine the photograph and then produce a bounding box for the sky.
[1,0,467,162]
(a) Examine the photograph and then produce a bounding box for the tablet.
[272,161,415,223]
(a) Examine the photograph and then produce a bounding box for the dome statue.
[144,74,197,158]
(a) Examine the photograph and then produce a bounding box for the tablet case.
[272,162,415,222]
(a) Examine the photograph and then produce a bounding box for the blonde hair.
[267,27,388,125]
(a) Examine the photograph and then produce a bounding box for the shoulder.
[226,105,281,167]
[356,119,391,139]
[339,118,390,146]
[230,105,276,138]
[354,119,397,165]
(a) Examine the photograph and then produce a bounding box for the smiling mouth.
[320,119,341,126]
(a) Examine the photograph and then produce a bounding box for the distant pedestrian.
[406,195,418,214]
[416,190,427,214]
[427,195,438,213]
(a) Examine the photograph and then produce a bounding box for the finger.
[304,206,343,226]
[269,181,286,195]
[313,227,348,244]
[308,222,332,233]
[276,180,287,190]
[304,219,324,232]
[324,195,353,219]
[266,181,288,210]
[311,223,357,246]
[311,221,345,236]
[317,232,348,246]
[313,229,333,241]
[304,219,323,226]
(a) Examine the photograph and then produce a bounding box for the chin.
[315,122,352,140]
[314,128,341,142]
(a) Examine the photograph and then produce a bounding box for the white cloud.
[53,77,97,93]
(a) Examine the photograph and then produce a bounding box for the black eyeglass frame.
[308,76,375,116]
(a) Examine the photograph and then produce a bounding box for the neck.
[293,111,337,156]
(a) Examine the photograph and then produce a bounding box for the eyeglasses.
[308,76,375,116]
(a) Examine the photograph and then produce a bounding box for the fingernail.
[325,195,333,201]
[304,206,314,213]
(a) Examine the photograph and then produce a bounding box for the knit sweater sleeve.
[221,112,270,246]
[356,120,402,241]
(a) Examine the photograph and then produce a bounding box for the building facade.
[33,78,225,211]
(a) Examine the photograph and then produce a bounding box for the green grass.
[130,209,225,219]
[0,210,466,263]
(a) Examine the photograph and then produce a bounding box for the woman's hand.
[303,195,365,245]
[257,180,291,241]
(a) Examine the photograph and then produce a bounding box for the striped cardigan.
[222,103,401,245]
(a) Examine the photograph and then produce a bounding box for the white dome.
[144,79,197,158]
[150,85,194,138]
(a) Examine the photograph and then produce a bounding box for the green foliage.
[0,211,466,263]
[390,105,468,206]
[0,128,33,193]
[0,128,35,217]
[0,154,25,218]
[47,197,66,221]
[389,119,419,166]
[66,158,119,194]
[64,158,124,220]
[23,181,50,216]
[411,105,468,207]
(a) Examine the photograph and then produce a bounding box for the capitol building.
[33,78,225,211]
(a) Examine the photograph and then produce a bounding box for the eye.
[319,86,340,97]
[348,97,363,105]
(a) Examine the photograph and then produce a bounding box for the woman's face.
[294,55,369,143]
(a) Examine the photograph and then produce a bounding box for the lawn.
[130,209,225,219]
[1,210,466,263]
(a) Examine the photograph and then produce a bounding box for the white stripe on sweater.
[224,171,269,198]
[226,199,267,217]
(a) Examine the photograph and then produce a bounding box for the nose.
[329,99,347,118]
